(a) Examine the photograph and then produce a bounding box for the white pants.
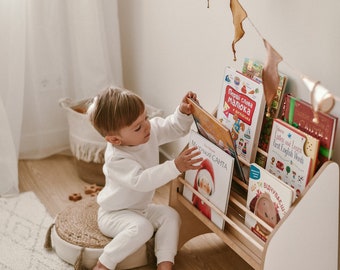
[97,204,181,270]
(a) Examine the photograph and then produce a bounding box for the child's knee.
[131,219,154,241]
[164,207,181,226]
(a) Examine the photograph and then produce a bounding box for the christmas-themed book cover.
[245,163,295,242]
[265,118,319,196]
[183,130,235,230]
[187,97,246,182]
[280,93,338,169]
[217,66,266,164]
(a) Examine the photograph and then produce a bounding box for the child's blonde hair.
[88,87,145,137]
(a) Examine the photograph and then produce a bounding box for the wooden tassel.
[44,223,54,250]
[74,247,87,270]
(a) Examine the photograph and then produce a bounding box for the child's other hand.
[174,146,203,173]
[179,91,198,115]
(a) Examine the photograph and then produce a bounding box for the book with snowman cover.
[245,163,295,242]
[216,66,266,164]
[265,118,319,196]
[183,130,235,230]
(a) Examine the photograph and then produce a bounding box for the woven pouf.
[46,197,148,269]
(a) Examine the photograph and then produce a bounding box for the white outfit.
[97,107,193,269]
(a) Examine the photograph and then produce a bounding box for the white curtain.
[0,0,122,196]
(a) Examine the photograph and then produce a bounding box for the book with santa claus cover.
[216,66,266,164]
[245,163,296,242]
[183,130,235,230]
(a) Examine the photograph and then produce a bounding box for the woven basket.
[47,198,148,269]
[59,97,163,186]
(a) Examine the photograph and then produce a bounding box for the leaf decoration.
[230,0,247,61]
[262,39,283,116]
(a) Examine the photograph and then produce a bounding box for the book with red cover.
[280,94,338,169]
[265,118,319,196]
[217,66,266,164]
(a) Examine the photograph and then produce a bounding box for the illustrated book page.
[183,130,235,230]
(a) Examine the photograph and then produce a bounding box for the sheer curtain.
[0,0,122,196]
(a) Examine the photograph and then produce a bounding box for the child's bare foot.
[157,261,173,270]
[93,260,109,270]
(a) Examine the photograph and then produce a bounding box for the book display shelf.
[169,112,339,269]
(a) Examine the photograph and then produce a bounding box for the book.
[242,58,288,151]
[242,58,288,168]
[216,66,266,164]
[280,93,338,170]
[245,163,296,242]
[183,130,235,230]
[265,118,320,196]
[187,97,246,182]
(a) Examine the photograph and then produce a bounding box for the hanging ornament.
[230,0,247,61]
[262,39,283,117]
[301,76,335,123]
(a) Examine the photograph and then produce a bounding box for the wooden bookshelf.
[169,161,339,270]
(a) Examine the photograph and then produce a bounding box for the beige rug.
[0,191,72,269]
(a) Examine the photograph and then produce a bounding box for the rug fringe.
[44,223,55,250]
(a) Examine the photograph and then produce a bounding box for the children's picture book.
[183,130,235,230]
[280,93,338,170]
[242,58,288,147]
[217,66,266,164]
[242,58,288,168]
[187,97,246,182]
[265,119,319,196]
[245,163,295,242]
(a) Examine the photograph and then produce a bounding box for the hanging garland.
[208,0,338,123]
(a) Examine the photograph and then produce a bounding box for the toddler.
[87,87,202,270]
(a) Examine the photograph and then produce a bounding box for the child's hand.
[174,146,203,173]
[179,91,198,115]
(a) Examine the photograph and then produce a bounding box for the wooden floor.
[19,154,252,270]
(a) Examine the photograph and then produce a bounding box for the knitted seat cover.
[55,197,110,248]
[51,197,148,269]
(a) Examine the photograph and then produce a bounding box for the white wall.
[117,0,340,165]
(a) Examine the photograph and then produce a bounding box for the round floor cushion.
[49,197,148,269]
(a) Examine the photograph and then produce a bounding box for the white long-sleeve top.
[97,106,193,212]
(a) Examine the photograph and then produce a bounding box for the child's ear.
[105,135,121,145]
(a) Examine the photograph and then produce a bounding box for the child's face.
[117,110,151,146]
